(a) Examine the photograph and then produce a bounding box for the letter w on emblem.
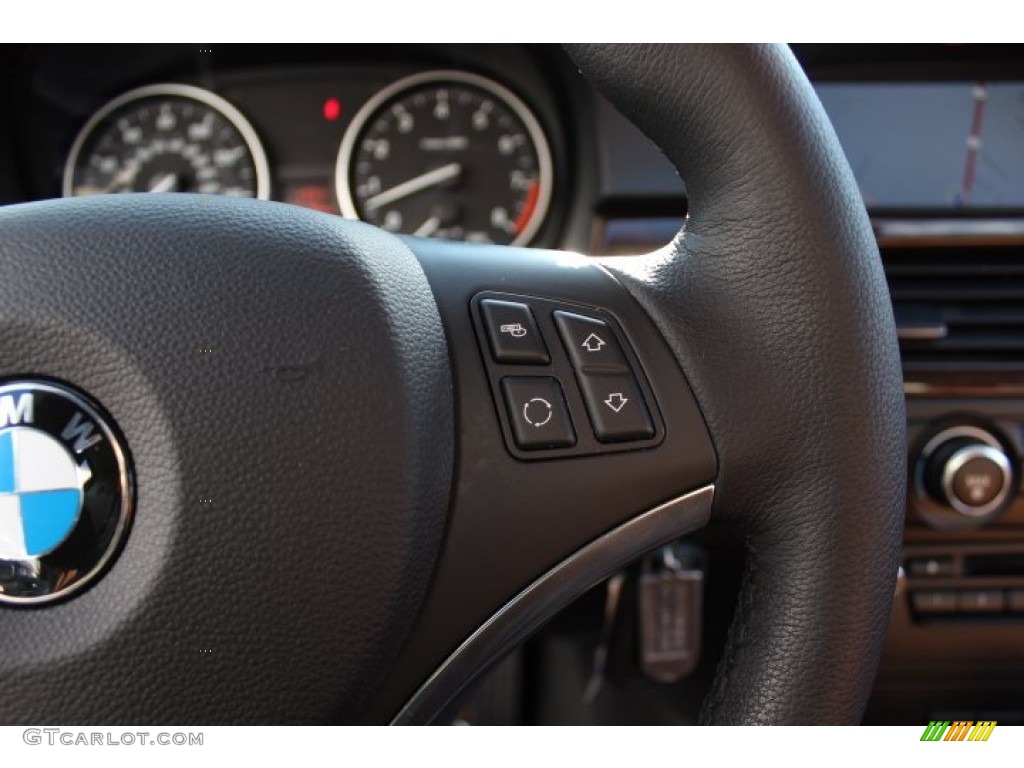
[62,412,103,453]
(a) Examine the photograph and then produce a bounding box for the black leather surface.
[0,195,452,723]
[568,44,906,724]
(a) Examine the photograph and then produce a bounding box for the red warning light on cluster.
[322,98,342,122]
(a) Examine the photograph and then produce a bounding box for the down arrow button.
[578,370,654,443]
[605,392,629,412]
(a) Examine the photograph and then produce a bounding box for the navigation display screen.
[815,82,1024,209]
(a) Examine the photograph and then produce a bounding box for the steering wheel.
[0,44,904,725]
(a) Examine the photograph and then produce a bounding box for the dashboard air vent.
[883,244,1024,374]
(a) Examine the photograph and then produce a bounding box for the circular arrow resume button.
[523,397,554,427]
[499,377,576,450]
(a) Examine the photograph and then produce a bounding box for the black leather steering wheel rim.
[570,44,906,723]
[0,43,904,725]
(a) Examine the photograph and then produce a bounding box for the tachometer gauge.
[336,70,553,246]
[64,84,269,199]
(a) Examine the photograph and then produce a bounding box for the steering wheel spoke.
[366,237,717,722]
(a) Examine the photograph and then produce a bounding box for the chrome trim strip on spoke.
[390,484,715,724]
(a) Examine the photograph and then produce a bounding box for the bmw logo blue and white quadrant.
[0,427,86,559]
[0,381,133,605]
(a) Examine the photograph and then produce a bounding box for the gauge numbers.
[336,70,553,247]
[64,84,269,199]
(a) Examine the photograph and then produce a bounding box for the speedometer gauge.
[336,70,553,246]
[63,84,269,199]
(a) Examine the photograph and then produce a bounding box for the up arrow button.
[581,333,607,353]
[553,311,628,371]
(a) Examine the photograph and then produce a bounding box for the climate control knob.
[921,428,1014,518]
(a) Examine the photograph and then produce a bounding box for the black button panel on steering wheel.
[472,291,664,459]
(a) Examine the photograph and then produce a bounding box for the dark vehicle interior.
[1,43,1023,725]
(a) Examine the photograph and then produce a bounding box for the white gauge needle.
[147,173,179,193]
[364,163,461,212]
[99,164,142,193]
[413,216,441,238]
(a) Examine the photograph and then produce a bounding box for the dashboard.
[5,45,582,250]
[3,43,1024,725]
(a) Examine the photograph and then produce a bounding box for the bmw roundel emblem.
[0,380,133,605]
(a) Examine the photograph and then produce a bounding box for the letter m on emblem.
[0,393,33,426]
[921,721,950,741]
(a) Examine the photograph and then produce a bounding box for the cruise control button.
[480,299,550,364]
[553,311,628,370]
[500,377,576,450]
[577,370,654,442]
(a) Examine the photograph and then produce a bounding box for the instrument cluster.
[51,52,566,248]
